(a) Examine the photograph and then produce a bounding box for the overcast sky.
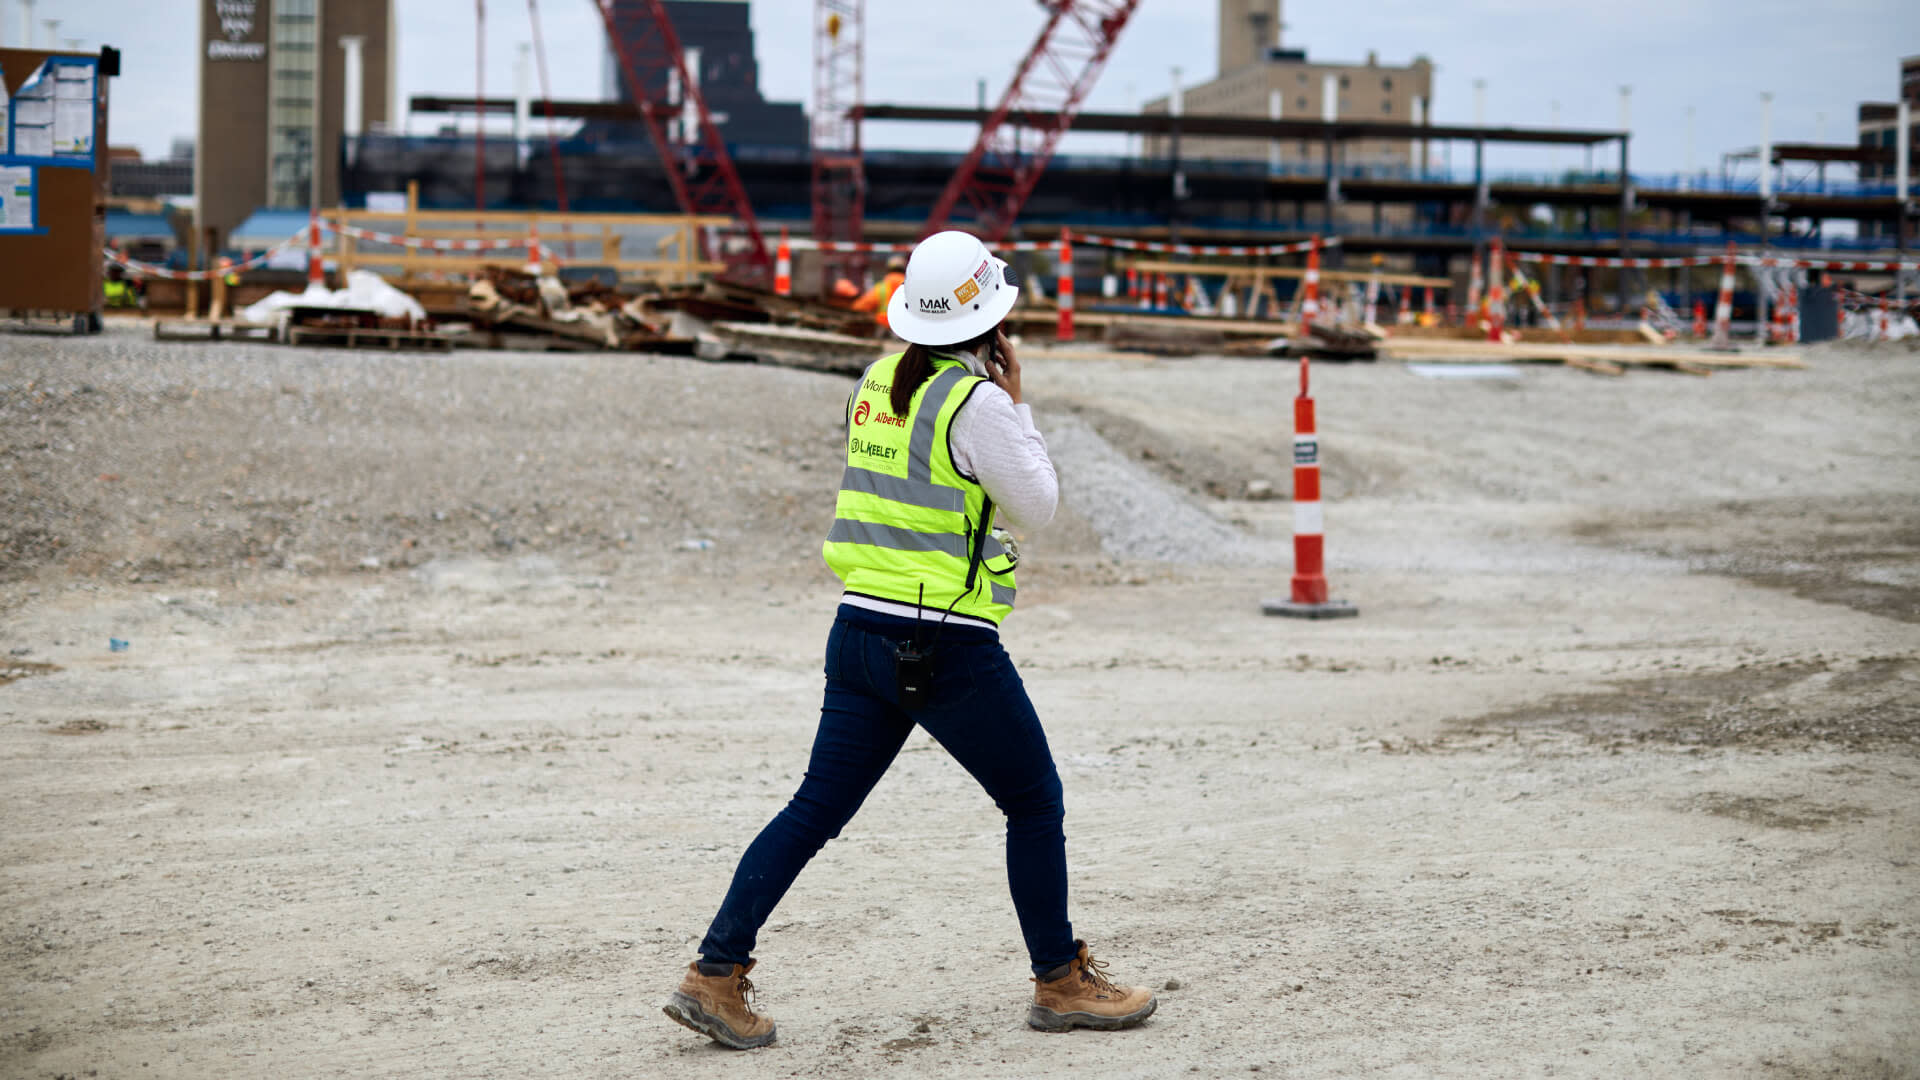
[15,0,1920,180]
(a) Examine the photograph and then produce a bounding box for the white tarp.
[240,270,426,325]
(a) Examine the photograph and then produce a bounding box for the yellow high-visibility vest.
[822,352,1016,624]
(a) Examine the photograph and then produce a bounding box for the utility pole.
[1169,65,1184,244]
[311,0,327,219]
[1758,92,1773,343]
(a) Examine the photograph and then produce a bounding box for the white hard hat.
[886,230,1021,346]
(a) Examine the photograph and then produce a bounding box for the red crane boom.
[922,0,1142,242]
[591,0,770,271]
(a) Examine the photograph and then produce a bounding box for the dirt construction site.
[1,325,1916,1078]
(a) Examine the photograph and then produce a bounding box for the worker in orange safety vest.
[850,256,908,334]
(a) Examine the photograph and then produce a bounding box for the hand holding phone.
[987,328,1021,405]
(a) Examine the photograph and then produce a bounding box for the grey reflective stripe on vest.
[826,518,970,559]
[838,465,966,513]
[982,533,1008,559]
[908,366,969,483]
[990,582,1016,606]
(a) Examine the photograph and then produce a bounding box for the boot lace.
[1078,953,1119,995]
[735,972,759,1015]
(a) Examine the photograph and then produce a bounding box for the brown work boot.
[1028,941,1157,1032]
[663,960,777,1049]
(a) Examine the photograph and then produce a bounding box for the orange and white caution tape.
[104,232,305,281]
[1514,250,1920,272]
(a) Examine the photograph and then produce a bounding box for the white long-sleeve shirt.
[944,348,1058,531]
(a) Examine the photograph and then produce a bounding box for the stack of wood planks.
[1382,337,1805,376]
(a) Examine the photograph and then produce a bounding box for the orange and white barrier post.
[306,209,325,290]
[1125,266,1139,304]
[1363,255,1383,326]
[1465,251,1484,326]
[1264,354,1356,619]
[525,219,545,275]
[1423,286,1435,326]
[1296,234,1323,338]
[1708,242,1737,350]
[1056,227,1075,341]
[1155,272,1170,309]
[1485,238,1507,343]
[774,227,792,296]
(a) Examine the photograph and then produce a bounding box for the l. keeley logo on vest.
[208,0,267,61]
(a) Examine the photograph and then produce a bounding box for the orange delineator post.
[1692,299,1708,338]
[1465,251,1484,326]
[1295,234,1322,338]
[774,227,792,296]
[1056,227,1075,341]
[1485,238,1507,342]
[525,220,545,275]
[1125,266,1138,303]
[1154,272,1169,309]
[1264,353,1356,619]
[306,209,325,289]
[1709,242,1737,350]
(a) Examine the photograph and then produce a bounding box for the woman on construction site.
[663,230,1157,1049]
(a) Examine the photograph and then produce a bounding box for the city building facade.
[196,0,395,242]
[1856,55,1920,183]
[1143,0,1433,172]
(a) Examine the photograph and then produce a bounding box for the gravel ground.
[1,325,1916,1079]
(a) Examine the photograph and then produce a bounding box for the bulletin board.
[0,47,111,324]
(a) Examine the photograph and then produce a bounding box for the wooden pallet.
[152,319,279,343]
[284,324,453,352]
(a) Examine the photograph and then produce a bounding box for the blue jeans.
[697,605,1077,976]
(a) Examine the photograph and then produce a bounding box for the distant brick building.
[1856,54,1920,183]
[1143,0,1434,171]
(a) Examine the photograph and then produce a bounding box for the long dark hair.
[890,325,998,418]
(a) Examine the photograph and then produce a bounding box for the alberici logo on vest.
[854,400,871,426]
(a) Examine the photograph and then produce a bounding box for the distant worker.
[849,255,908,333]
[102,264,138,309]
[662,230,1157,1050]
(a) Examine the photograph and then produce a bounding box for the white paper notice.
[12,123,52,158]
[11,62,53,157]
[53,100,94,156]
[53,66,94,100]
[0,166,34,232]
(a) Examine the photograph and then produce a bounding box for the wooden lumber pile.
[1382,336,1805,375]
[705,322,877,375]
[459,267,671,351]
